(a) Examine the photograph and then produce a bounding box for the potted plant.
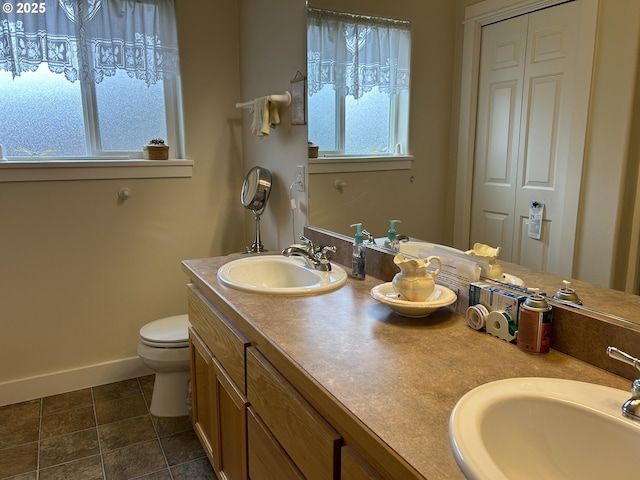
[143,138,170,160]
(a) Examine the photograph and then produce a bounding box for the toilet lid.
[139,314,190,348]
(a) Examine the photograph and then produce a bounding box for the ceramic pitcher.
[392,254,441,302]
[465,243,503,279]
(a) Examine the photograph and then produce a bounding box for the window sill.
[308,155,413,174]
[0,158,194,182]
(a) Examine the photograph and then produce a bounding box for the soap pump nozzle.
[388,219,401,241]
[385,220,401,250]
[350,222,364,245]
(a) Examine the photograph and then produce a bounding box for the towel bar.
[236,91,291,109]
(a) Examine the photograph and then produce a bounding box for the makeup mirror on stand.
[242,166,272,253]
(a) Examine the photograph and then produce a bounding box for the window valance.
[307,8,411,100]
[0,0,180,85]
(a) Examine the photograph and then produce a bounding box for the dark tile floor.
[0,376,217,480]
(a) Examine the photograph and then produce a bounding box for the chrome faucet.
[282,236,336,271]
[606,346,640,423]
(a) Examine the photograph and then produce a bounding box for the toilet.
[137,314,191,417]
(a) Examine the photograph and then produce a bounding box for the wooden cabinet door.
[191,327,249,480]
[189,328,220,471]
[215,357,249,480]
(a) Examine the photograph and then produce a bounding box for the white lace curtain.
[0,0,180,85]
[307,8,411,100]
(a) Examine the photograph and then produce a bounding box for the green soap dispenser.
[384,219,401,250]
[350,223,366,280]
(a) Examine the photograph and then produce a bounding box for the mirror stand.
[241,166,272,253]
[247,209,265,253]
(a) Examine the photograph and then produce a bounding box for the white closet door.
[470,14,528,262]
[471,0,583,276]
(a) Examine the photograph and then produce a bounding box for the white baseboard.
[0,357,154,407]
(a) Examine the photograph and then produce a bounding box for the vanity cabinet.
[188,285,250,480]
[187,280,389,480]
[183,252,637,480]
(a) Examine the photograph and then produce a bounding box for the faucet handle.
[607,346,640,372]
[299,236,316,252]
[320,245,336,257]
[362,229,375,244]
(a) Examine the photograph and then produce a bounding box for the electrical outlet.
[296,165,305,192]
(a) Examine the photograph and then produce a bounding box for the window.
[0,0,182,160]
[307,8,411,158]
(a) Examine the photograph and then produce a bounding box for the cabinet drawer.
[247,407,305,480]
[247,347,341,480]
[188,285,250,392]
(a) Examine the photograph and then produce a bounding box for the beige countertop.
[182,253,630,480]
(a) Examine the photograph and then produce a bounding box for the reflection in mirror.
[307,8,411,157]
[372,236,640,327]
[306,3,425,269]
[306,0,640,326]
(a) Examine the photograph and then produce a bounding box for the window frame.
[76,74,184,160]
[309,86,413,174]
[0,0,187,181]
[309,85,414,175]
[0,67,189,183]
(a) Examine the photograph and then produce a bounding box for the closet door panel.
[513,1,582,273]
[470,14,528,259]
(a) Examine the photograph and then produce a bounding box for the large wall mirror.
[305,0,640,325]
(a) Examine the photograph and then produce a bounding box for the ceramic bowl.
[371,282,457,318]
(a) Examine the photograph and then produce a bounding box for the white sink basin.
[449,377,640,480]
[217,255,348,295]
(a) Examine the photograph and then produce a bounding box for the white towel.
[251,96,280,137]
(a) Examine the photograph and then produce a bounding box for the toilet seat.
[139,314,190,348]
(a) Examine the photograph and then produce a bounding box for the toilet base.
[149,370,191,417]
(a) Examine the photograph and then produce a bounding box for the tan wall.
[577,0,640,288]
[0,2,245,393]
